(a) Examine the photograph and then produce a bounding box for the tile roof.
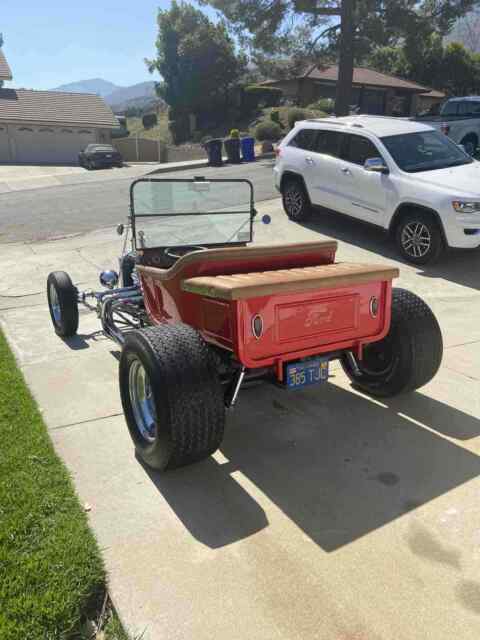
[305,65,430,92]
[0,88,119,127]
[0,49,12,81]
[264,65,430,93]
[419,88,446,99]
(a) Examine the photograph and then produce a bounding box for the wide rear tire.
[341,288,443,397]
[47,271,79,337]
[119,324,225,471]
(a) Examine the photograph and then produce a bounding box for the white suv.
[274,115,480,264]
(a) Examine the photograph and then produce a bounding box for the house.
[0,48,119,164]
[264,65,445,116]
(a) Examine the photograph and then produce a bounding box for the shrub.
[142,113,158,129]
[288,108,307,129]
[255,120,282,141]
[308,98,335,114]
[270,110,282,126]
[229,128,240,139]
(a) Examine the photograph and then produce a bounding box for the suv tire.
[460,134,477,157]
[394,210,444,265]
[341,288,443,397]
[120,324,225,471]
[281,179,312,222]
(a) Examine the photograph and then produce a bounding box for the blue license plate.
[285,358,329,389]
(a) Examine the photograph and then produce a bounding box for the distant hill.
[50,78,163,113]
[52,78,120,97]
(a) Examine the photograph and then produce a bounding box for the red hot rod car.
[47,178,443,471]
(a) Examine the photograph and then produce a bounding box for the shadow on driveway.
[299,208,480,292]
[143,378,480,551]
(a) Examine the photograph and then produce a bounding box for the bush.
[229,128,240,139]
[142,113,158,129]
[243,85,283,112]
[308,98,335,114]
[255,120,282,141]
[288,108,307,129]
[270,110,282,126]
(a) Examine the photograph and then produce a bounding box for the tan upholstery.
[182,263,399,301]
[136,241,338,280]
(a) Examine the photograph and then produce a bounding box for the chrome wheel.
[129,359,157,443]
[285,186,304,218]
[49,283,61,325]
[401,222,431,259]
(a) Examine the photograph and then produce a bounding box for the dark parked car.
[78,144,123,170]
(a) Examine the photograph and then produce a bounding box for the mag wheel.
[395,212,444,265]
[281,179,312,222]
[341,288,443,397]
[119,324,225,471]
[47,271,79,337]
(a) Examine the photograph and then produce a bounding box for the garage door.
[12,126,96,163]
[0,125,11,162]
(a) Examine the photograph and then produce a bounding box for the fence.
[114,137,205,164]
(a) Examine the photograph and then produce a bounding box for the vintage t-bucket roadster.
[47,178,443,471]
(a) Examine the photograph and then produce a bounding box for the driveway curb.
[146,152,275,176]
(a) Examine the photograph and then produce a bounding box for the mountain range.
[51,78,163,113]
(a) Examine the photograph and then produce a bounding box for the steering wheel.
[164,245,207,261]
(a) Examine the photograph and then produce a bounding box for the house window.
[39,128,54,133]
[18,127,34,132]
[61,129,73,133]
[78,129,92,134]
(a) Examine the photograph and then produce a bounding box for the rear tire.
[281,178,312,222]
[341,288,443,397]
[394,210,444,265]
[47,271,79,337]
[119,324,225,471]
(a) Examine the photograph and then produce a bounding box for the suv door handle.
[305,157,314,165]
[341,167,352,175]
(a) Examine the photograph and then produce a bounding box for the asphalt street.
[0,160,277,243]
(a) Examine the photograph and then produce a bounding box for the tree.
[146,2,246,116]
[199,0,478,115]
[447,7,480,52]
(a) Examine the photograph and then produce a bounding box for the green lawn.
[0,329,107,639]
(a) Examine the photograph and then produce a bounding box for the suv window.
[289,129,318,151]
[458,100,480,116]
[314,130,344,158]
[343,134,382,166]
[441,101,458,116]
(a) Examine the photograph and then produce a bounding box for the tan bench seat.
[182,263,399,301]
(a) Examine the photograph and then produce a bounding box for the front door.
[334,133,388,225]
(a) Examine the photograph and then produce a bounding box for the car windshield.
[130,179,254,248]
[381,130,473,173]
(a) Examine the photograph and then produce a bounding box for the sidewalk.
[1,202,479,639]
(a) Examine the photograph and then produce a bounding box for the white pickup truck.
[415,96,480,156]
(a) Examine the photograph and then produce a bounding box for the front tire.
[460,134,477,157]
[47,271,79,337]
[281,179,312,222]
[395,211,444,265]
[341,288,443,397]
[119,324,225,471]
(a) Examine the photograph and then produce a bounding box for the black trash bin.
[224,137,241,164]
[204,139,223,166]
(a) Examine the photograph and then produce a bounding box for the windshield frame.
[380,129,473,174]
[129,177,255,250]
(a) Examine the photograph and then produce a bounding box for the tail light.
[275,147,281,158]
[440,123,450,136]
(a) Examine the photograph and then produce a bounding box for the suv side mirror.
[364,157,389,174]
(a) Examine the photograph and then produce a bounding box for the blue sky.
[2,0,216,90]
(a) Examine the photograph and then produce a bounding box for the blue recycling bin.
[241,137,255,162]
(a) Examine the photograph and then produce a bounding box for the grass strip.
[0,329,106,639]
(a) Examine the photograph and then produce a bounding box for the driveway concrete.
[1,200,480,639]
